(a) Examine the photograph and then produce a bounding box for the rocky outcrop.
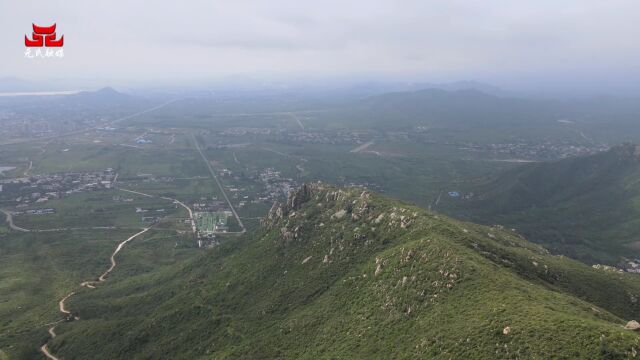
[263,201,285,226]
[287,183,315,210]
[624,320,640,330]
[262,183,324,229]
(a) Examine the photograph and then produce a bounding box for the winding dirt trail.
[99,228,149,282]
[39,227,150,359]
[40,289,78,358]
[40,343,59,360]
[36,188,193,358]
[57,292,75,317]
[1,209,30,232]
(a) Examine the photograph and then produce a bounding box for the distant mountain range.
[70,87,132,105]
[0,86,134,108]
[47,183,640,358]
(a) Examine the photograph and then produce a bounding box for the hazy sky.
[1,0,640,92]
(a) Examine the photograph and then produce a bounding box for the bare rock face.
[287,183,316,211]
[261,201,284,229]
[624,320,640,330]
[332,209,347,220]
[262,183,324,229]
[374,257,383,276]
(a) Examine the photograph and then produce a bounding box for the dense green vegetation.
[4,87,640,359]
[443,144,640,264]
[0,229,140,359]
[43,184,640,359]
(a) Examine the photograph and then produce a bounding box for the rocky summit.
[45,184,640,359]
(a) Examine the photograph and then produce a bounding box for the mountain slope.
[50,184,640,359]
[444,144,640,264]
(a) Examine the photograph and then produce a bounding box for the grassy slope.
[0,228,198,360]
[0,229,138,359]
[442,144,640,264]
[46,184,640,359]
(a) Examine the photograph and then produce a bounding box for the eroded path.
[0,209,30,232]
[39,227,150,359]
[40,343,59,360]
[99,228,149,282]
[38,188,196,359]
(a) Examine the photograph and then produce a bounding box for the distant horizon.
[3,1,640,97]
[4,75,640,99]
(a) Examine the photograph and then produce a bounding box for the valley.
[4,2,640,358]
[1,87,640,359]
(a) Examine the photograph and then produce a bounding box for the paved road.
[191,133,246,234]
[287,112,305,131]
[160,196,196,233]
[0,211,140,233]
[118,188,154,198]
[118,188,196,234]
[24,160,33,176]
[350,140,374,153]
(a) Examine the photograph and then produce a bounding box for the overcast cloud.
[1,1,639,92]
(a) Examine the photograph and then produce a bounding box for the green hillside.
[48,184,640,359]
[443,144,640,264]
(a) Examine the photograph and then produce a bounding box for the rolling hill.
[443,144,640,264]
[45,183,640,359]
[309,88,640,146]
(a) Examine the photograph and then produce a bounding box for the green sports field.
[194,211,230,234]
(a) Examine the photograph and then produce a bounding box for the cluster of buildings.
[0,108,110,140]
[593,258,640,274]
[219,126,370,146]
[190,197,232,247]
[191,197,228,212]
[273,130,368,146]
[221,127,273,136]
[619,258,640,274]
[191,197,233,248]
[258,168,296,201]
[0,169,117,207]
[11,208,55,215]
[460,142,610,160]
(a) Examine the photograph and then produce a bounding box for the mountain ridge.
[48,183,640,359]
[444,143,640,264]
